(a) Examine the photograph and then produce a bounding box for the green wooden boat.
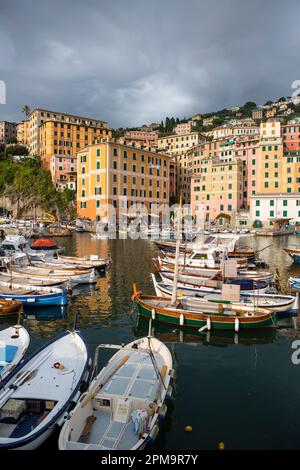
[132,284,277,331]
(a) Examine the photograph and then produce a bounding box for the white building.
[250,193,300,226]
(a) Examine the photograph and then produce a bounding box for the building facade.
[251,193,300,225]
[191,157,244,224]
[50,155,77,191]
[0,121,17,143]
[77,139,170,222]
[23,108,110,167]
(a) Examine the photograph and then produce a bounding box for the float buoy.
[234,317,239,332]
[185,425,192,433]
[151,308,156,320]
[179,314,185,326]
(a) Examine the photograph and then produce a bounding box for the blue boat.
[0,281,68,306]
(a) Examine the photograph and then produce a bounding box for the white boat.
[57,255,110,272]
[12,266,97,286]
[59,336,173,450]
[0,326,30,384]
[151,275,296,314]
[0,331,88,449]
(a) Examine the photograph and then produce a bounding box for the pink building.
[50,155,77,191]
[233,136,259,209]
[124,130,158,147]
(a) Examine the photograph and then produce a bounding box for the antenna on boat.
[171,192,183,306]
[72,308,79,332]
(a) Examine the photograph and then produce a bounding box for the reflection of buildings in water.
[71,273,112,327]
[73,234,111,260]
[24,315,70,340]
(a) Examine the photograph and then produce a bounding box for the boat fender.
[179,314,185,326]
[207,317,211,331]
[146,424,159,444]
[151,308,156,320]
[53,362,65,369]
[158,403,168,422]
[166,384,173,400]
[234,318,239,332]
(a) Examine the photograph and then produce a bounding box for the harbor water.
[1,233,300,450]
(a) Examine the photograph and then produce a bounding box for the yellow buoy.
[218,441,225,450]
[185,425,192,433]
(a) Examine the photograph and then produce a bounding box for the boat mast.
[171,193,182,306]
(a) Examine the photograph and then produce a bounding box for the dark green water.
[1,233,300,450]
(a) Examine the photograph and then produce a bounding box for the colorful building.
[191,157,244,224]
[123,130,158,147]
[22,108,110,167]
[50,155,77,191]
[77,138,170,222]
[251,193,300,226]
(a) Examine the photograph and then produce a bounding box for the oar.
[254,244,273,254]
[81,354,129,408]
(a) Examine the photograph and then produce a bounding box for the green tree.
[22,105,31,119]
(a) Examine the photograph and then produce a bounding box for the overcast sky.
[0,0,299,128]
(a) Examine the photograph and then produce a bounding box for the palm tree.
[22,105,31,119]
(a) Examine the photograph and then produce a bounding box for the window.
[113,161,117,170]
[270,210,274,217]
[124,150,127,158]
[80,156,86,163]
[123,163,127,171]
[256,200,260,206]
[96,161,100,170]
[113,148,118,156]
[270,200,274,206]
[81,190,85,197]
[283,200,288,206]
[95,188,101,195]
[264,182,269,188]
[256,210,260,217]
[228,205,232,211]
[96,149,100,157]
[283,210,288,217]
[96,200,100,208]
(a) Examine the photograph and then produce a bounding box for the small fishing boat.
[0,281,68,306]
[132,285,277,330]
[158,272,270,295]
[151,275,296,313]
[12,266,97,286]
[0,325,30,384]
[0,299,23,317]
[284,247,300,264]
[56,255,110,272]
[30,238,64,255]
[158,266,273,286]
[0,272,66,288]
[0,330,88,449]
[59,336,173,450]
[33,257,108,273]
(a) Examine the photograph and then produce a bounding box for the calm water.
[2,233,300,450]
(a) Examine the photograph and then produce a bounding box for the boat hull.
[134,295,276,330]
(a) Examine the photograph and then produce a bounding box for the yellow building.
[191,157,244,224]
[157,132,202,203]
[22,108,110,167]
[77,138,170,222]
[17,120,30,146]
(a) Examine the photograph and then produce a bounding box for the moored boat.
[30,238,64,255]
[11,266,97,286]
[132,285,276,330]
[151,274,296,313]
[0,330,88,449]
[59,336,173,450]
[0,325,30,384]
[0,281,68,306]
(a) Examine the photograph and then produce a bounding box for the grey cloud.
[0,0,300,127]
